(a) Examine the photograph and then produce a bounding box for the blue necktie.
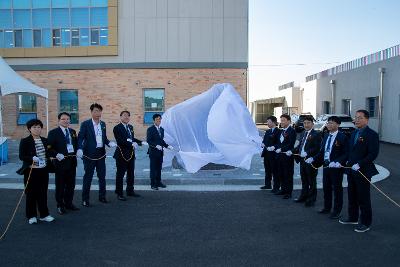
[65,129,70,144]
[353,130,359,145]
[326,134,333,152]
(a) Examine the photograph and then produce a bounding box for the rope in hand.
[0,165,33,241]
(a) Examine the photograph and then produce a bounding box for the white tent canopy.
[0,56,48,137]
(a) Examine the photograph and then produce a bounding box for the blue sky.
[249,0,400,101]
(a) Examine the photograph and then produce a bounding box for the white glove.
[167,145,174,150]
[328,162,336,168]
[352,163,360,171]
[132,142,139,149]
[285,150,293,156]
[275,148,281,153]
[334,162,342,168]
[142,141,148,146]
[56,153,65,161]
[156,145,163,151]
[300,152,307,158]
[270,146,275,151]
[261,143,265,148]
[305,157,314,164]
[109,141,117,148]
[32,156,40,162]
[76,149,83,158]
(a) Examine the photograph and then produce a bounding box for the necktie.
[326,134,333,152]
[157,127,161,136]
[300,131,308,150]
[353,130,359,145]
[126,125,132,138]
[65,128,70,144]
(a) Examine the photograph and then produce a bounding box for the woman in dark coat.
[18,119,54,224]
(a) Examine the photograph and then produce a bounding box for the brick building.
[0,0,248,139]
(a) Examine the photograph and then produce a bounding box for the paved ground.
[0,142,399,266]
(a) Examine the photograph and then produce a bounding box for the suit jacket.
[17,135,53,174]
[261,127,281,157]
[77,119,110,157]
[47,127,78,170]
[314,131,348,168]
[113,123,142,160]
[347,126,379,177]
[146,125,168,158]
[275,126,296,152]
[294,129,322,163]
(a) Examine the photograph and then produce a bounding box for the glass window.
[322,101,330,114]
[71,8,89,27]
[32,9,51,28]
[90,28,99,45]
[52,28,60,46]
[99,27,107,45]
[0,10,13,28]
[13,0,31,9]
[14,30,22,47]
[71,0,90,7]
[144,89,165,124]
[4,30,13,48]
[33,29,41,47]
[71,28,79,46]
[61,28,71,47]
[0,0,12,9]
[52,9,70,28]
[13,10,32,28]
[91,0,107,7]
[80,28,89,46]
[90,7,107,27]
[366,97,378,117]
[0,30,3,48]
[32,0,51,8]
[342,99,351,116]
[52,0,69,8]
[18,94,37,112]
[23,29,33,47]
[59,90,79,124]
[42,28,51,47]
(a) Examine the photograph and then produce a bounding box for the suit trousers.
[263,152,277,188]
[24,168,50,219]
[276,154,294,195]
[55,160,76,208]
[322,168,343,213]
[115,157,135,195]
[149,155,163,186]
[82,150,106,201]
[347,171,372,226]
[299,160,318,202]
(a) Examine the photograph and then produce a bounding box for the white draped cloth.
[161,83,262,173]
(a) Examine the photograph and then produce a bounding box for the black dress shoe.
[275,190,285,195]
[65,204,80,211]
[127,191,141,197]
[151,186,159,190]
[82,201,90,207]
[329,212,341,219]
[271,188,279,194]
[318,208,330,214]
[57,207,66,215]
[304,201,315,207]
[157,183,167,188]
[118,195,127,201]
[99,198,109,203]
[260,185,272,190]
[294,197,306,203]
[283,194,291,199]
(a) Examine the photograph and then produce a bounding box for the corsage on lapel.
[335,140,340,147]
[358,136,364,142]
[307,134,312,141]
[284,132,288,138]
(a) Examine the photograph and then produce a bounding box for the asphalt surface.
[0,143,399,267]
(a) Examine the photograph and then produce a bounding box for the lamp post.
[329,79,335,114]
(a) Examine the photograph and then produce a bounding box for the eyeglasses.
[354,116,365,120]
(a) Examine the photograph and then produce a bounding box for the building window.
[0,1,108,48]
[143,89,165,124]
[59,90,79,124]
[366,97,378,118]
[322,101,331,114]
[342,99,351,116]
[17,94,37,125]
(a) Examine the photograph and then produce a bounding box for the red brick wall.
[1,68,247,139]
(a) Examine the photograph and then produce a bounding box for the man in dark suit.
[274,114,296,199]
[47,112,79,214]
[77,103,116,207]
[339,110,379,233]
[113,110,148,200]
[260,116,281,191]
[312,116,348,218]
[293,115,322,207]
[146,114,173,190]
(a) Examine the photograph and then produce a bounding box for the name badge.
[96,135,103,147]
[67,144,74,153]
[38,159,46,168]
[127,138,132,143]
[324,151,330,161]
